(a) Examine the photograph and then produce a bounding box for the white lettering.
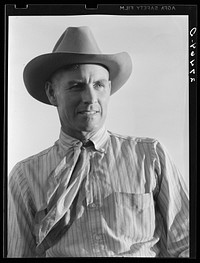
[190,42,196,49]
[190,27,197,37]
[190,59,195,67]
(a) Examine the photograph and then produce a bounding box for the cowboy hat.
[23,26,132,105]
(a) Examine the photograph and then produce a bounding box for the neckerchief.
[34,141,92,255]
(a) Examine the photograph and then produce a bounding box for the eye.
[69,83,84,91]
[94,81,105,89]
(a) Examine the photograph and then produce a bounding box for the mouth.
[78,110,99,116]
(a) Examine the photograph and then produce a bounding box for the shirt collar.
[59,125,109,153]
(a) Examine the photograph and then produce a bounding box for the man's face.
[48,64,111,138]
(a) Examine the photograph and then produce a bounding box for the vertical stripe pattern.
[7,127,189,257]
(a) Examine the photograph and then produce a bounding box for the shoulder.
[107,131,163,158]
[108,130,159,145]
[9,143,58,180]
[20,144,55,164]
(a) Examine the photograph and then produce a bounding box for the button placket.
[83,150,93,206]
[85,147,106,255]
[92,233,106,254]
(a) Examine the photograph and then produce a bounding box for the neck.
[61,126,103,142]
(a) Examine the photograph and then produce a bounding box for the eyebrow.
[68,80,84,85]
[68,79,108,85]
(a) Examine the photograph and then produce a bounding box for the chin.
[80,126,98,132]
[78,119,101,130]
[79,123,101,133]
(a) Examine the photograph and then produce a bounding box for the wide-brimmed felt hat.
[23,26,132,105]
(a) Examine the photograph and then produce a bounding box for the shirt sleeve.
[153,141,189,257]
[7,163,37,257]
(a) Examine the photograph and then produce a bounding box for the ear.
[108,80,112,94]
[45,81,58,106]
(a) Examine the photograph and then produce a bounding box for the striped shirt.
[7,126,189,257]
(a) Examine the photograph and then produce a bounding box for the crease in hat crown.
[23,26,133,105]
[53,26,102,54]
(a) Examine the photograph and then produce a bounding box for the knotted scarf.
[34,140,93,255]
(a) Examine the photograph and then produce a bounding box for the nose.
[81,84,97,104]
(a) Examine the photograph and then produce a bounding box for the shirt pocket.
[114,192,153,211]
[135,193,153,211]
[112,192,155,241]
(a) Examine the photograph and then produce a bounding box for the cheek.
[57,96,76,117]
[102,91,110,106]
[100,96,110,115]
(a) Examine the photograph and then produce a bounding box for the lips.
[78,110,99,115]
[77,107,100,114]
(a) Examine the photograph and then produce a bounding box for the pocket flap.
[114,192,153,210]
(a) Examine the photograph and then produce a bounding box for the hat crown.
[53,26,102,54]
[23,26,132,105]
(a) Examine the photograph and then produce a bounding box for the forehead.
[51,64,109,83]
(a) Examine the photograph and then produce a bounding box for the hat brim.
[23,52,132,105]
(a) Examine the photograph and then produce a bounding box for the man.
[8,26,189,257]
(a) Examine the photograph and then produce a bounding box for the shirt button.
[88,203,100,209]
[94,234,103,241]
